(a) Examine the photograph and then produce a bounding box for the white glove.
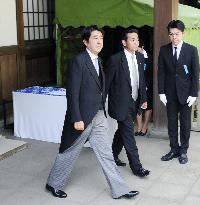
[159,94,167,106]
[187,96,197,107]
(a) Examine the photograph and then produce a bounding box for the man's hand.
[74,121,84,131]
[159,94,167,106]
[187,96,197,107]
[141,102,147,109]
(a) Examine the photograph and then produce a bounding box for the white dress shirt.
[172,41,183,60]
[124,49,139,88]
[86,48,99,75]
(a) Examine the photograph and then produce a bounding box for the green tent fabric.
[178,4,200,65]
[183,29,200,63]
[55,0,153,28]
[179,3,200,29]
[55,0,200,85]
[55,0,200,29]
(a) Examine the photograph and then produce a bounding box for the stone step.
[0,135,28,160]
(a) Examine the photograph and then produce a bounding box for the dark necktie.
[173,47,177,65]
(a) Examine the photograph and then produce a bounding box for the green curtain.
[55,25,62,87]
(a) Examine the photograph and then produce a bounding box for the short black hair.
[81,25,104,42]
[167,20,185,32]
[122,28,138,41]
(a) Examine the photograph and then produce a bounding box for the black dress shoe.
[178,153,188,164]
[115,190,139,199]
[133,167,150,177]
[161,151,179,161]
[135,131,142,136]
[114,158,126,166]
[46,184,67,198]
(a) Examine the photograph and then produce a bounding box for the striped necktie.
[131,55,138,101]
[94,57,99,76]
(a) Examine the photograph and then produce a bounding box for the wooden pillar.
[152,0,178,135]
[16,0,24,47]
[16,0,26,89]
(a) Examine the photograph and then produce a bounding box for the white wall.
[0,0,17,46]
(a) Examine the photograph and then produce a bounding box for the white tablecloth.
[13,86,67,143]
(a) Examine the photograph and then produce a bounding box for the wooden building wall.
[0,46,18,101]
[0,0,56,127]
[0,0,56,102]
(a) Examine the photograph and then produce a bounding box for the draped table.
[13,86,67,143]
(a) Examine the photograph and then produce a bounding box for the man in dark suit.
[106,28,150,177]
[158,20,199,164]
[45,26,139,199]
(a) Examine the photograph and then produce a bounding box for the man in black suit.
[45,26,139,199]
[158,20,199,164]
[106,28,150,177]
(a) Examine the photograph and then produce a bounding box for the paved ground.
[0,119,200,205]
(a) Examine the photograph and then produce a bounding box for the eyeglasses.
[169,32,181,37]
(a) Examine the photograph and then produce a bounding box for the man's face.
[122,32,139,53]
[169,28,184,46]
[83,30,103,55]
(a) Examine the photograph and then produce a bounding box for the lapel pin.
[183,65,189,74]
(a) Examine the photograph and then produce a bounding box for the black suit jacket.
[106,50,147,121]
[158,42,199,104]
[59,50,106,153]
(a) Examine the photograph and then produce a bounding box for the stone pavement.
[0,121,200,205]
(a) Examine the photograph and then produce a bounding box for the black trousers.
[166,100,192,154]
[112,100,142,172]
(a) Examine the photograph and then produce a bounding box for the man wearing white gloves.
[158,20,199,164]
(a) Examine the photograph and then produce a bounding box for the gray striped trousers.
[47,110,130,198]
